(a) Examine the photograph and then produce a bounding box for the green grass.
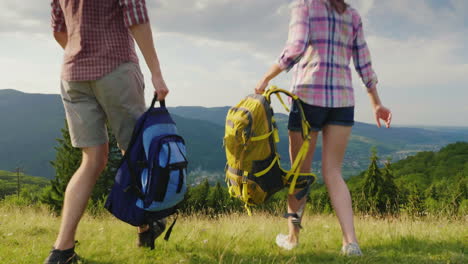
[0,204,466,264]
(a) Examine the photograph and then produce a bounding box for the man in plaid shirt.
[45,1,169,263]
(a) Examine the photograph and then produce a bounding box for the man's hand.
[53,32,68,49]
[152,75,169,101]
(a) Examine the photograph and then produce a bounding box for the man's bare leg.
[54,143,109,250]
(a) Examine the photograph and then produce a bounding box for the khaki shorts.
[60,63,146,151]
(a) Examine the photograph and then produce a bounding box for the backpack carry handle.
[150,95,166,108]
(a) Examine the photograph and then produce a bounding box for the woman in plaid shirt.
[255,0,392,255]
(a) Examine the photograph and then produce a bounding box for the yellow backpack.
[224,86,316,214]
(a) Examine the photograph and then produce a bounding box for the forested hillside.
[169,143,468,217]
[309,142,468,216]
[1,89,468,180]
[0,170,49,199]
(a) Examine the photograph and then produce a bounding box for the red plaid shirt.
[51,0,150,81]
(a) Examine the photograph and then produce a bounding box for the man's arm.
[129,23,169,100]
[119,0,168,100]
[51,0,67,49]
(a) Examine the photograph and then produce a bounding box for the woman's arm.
[255,0,309,94]
[352,13,391,128]
[367,86,392,128]
[255,64,283,94]
[352,13,378,91]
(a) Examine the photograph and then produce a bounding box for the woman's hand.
[256,64,284,94]
[255,78,269,94]
[374,105,392,128]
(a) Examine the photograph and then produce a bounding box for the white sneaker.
[275,234,297,250]
[341,243,363,256]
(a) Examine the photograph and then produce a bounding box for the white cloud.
[366,34,468,88]
[348,0,375,18]
[0,1,48,35]
[0,0,467,126]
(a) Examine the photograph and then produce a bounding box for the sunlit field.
[0,204,466,264]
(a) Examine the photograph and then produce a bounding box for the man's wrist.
[150,69,163,79]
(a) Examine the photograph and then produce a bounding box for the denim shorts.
[288,101,355,132]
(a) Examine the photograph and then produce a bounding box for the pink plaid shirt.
[51,0,150,81]
[278,0,378,107]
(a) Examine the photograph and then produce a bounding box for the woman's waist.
[291,84,355,108]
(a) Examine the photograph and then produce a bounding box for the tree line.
[2,124,467,218]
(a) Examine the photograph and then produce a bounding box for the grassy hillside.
[0,170,49,199]
[0,205,466,264]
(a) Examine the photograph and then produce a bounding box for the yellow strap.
[301,119,310,140]
[285,140,308,182]
[275,93,290,112]
[254,156,279,177]
[241,170,249,201]
[286,138,310,194]
[272,118,280,143]
[241,180,252,216]
[244,204,252,216]
[228,185,235,197]
[273,128,280,143]
[250,130,274,141]
[242,182,248,200]
[264,86,299,102]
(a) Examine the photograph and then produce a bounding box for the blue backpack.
[105,97,187,239]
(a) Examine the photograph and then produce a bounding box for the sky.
[0,0,467,127]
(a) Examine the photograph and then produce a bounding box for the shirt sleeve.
[51,0,66,32]
[119,0,150,28]
[352,13,378,90]
[277,0,310,72]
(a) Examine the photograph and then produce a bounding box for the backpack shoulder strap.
[124,95,165,197]
[264,86,315,196]
[264,86,311,140]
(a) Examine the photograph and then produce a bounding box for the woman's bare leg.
[287,130,319,244]
[321,125,357,246]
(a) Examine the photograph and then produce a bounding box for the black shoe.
[43,246,79,264]
[137,218,167,250]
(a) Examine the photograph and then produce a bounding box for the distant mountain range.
[1,89,468,180]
